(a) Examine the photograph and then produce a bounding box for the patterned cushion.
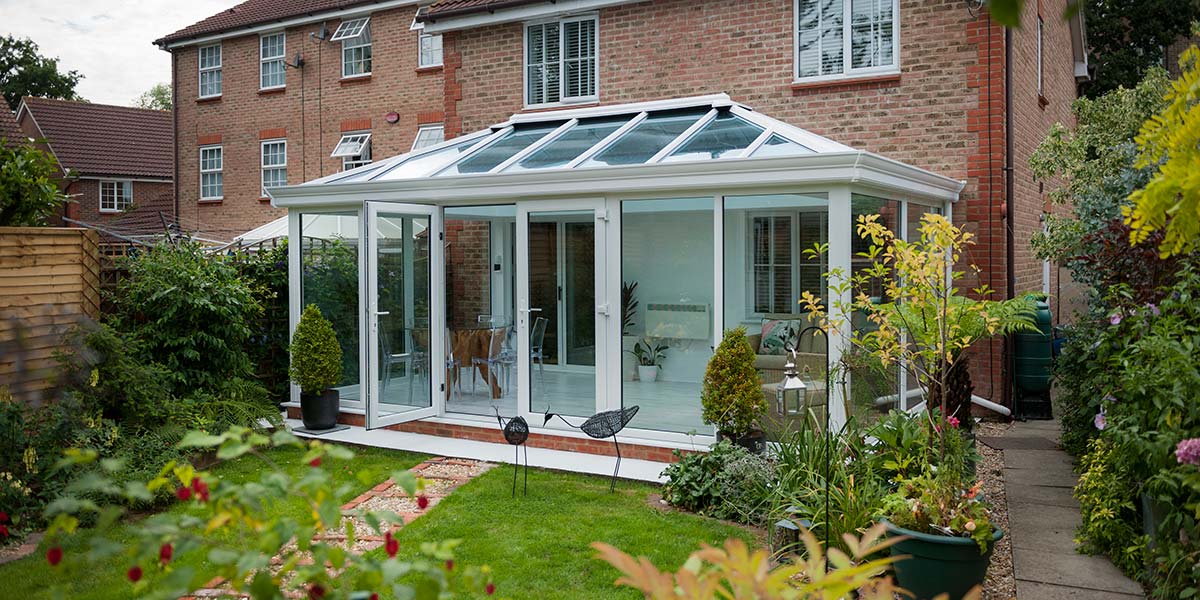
[759,319,801,355]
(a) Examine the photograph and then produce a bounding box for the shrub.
[661,441,775,525]
[701,327,764,438]
[0,142,70,226]
[1074,438,1146,575]
[236,241,291,404]
[57,324,175,428]
[290,304,343,395]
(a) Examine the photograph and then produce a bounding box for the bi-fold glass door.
[365,202,443,429]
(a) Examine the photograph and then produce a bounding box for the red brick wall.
[65,178,175,231]
[444,219,493,328]
[172,5,445,240]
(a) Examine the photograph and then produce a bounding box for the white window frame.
[411,124,445,151]
[261,139,288,196]
[1037,16,1044,97]
[341,20,373,78]
[330,16,370,41]
[199,145,223,201]
[99,180,133,213]
[523,14,599,108]
[260,32,287,90]
[333,132,373,171]
[419,31,443,68]
[793,0,900,84]
[198,44,222,98]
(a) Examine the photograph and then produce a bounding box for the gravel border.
[976,420,1016,600]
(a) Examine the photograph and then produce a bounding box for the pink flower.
[947,416,960,428]
[1094,412,1106,430]
[964,520,977,532]
[127,566,143,583]
[1176,439,1200,466]
[1110,313,1123,325]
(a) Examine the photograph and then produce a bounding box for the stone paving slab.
[1007,503,1081,553]
[1002,467,1078,489]
[1012,548,1145,595]
[1004,483,1079,508]
[1002,449,1076,471]
[979,436,1060,450]
[1016,580,1143,600]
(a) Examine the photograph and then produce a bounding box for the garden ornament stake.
[794,325,833,568]
[494,406,529,497]
[544,405,640,492]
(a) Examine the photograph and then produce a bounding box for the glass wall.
[847,194,901,421]
[375,213,432,414]
[300,212,361,405]
[621,198,713,433]
[724,194,829,435]
[901,202,943,410]
[443,205,517,416]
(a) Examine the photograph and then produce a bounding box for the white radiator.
[645,303,711,340]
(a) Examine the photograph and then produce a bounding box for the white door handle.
[374,311,390,316]
[520,307,543,314]
[596,303,610,317]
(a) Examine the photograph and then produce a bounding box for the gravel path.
[977,420,1016,600]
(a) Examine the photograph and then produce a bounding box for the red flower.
[309,457,322,468]
[385,531,398,558]
[127,566,143,582]
[0,524,9,538]
[159,543,173,564]
[46,546,63,567]
[416,495,429,510]
[486,582,496,595]
[369,594,379,600]
[191,478,210,502]
[175,486,192,501]
[308,584,326,599]
[445,559,454,571]
[0,511,9,523]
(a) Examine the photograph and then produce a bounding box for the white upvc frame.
[792,0,901,84]
[199,145,224,201]
[411,124,445,151]
[260,31,287,90]
[332,132,372,158]
[522,14,600,109]
[198,43,222,98]
[418,30,443,68]
[99,179,133,213]
[341,19,373,79]
[261,139,288,196]
[331,16,371,41]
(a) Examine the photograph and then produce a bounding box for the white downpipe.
[971,394,1011,416]
[873,390,1012,417]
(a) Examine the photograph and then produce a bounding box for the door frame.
[515,199,610,431]
[365,201,444,429]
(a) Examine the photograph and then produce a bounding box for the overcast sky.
[1,0,238,106]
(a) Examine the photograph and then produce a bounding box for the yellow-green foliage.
[1125,46,1200,257]
[701,327,764,438]
[289,304,343,395]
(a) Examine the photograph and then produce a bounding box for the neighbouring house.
[0,101,26,147]
[159,0,1088,461]
[15,98,175,239]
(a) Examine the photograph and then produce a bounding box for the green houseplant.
[632,337,668,382]
[701,327,767,452]
[290,304,344,430]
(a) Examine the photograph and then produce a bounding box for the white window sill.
[259,86,286,93]
[199,197,224,202]
[197,94,222,101]
[340,73,372,81]
[791,69,900,88]
[523,96,599,111]
[98,209,124,214]
[417,62,443,69]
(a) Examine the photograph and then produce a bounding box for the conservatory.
[269,94,963,450]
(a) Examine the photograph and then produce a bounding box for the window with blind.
[525,16,597,106]
[750,212,827,314]
[795,0,898,81]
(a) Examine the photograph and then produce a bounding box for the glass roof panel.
[580,109,707,168]
[370,136,482,181]
[750,134,813,158]
[436,124,562,176]
[661,112,764,163]
[504,116,628,172]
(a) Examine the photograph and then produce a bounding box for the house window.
[795,0,898,81]
[260,33,286,89]
[412,124,445,150]
[749,212,827,314]
[99,180,132,213]
[525,16,597,106]
[1037,16,1044,97]
[340,19,372,78]
[261,140,287,195]
[198,44,222,98]
[419,31,443,68]
[332,132,372,170]
[199,146,223,200]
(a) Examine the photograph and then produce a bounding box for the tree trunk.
[928,355,974,433]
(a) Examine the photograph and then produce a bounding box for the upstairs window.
[100,180,133,213]
[419,31,443,68]
[339,18,372,78]
[412,124,445,150]
[199,146,223,200]
[260,33,286,89]
[795,0,898,81]
[198,44,222,97]
[332,132,372,170]
[261,140,287,195]
[525,16,597,107]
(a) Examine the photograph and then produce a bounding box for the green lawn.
[0,446,755,600]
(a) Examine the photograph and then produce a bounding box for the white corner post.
[826,186,853,430]
[287,210,302,406]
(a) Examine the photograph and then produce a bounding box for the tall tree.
[1082,0,1200,97]
[133,83,172,111]
[0,142,70,226]
[0,36,83,108]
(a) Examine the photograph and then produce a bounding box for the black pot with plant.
[701,326,767,453]
[290,304,344,430]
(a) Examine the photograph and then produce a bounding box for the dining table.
[447,325,509,400]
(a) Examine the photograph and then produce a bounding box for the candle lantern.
[775,345,807,416]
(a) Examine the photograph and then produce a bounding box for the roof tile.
[423,0,540,18]
[156,0,384,46]
[21,97,173,179]
[0,101,25,147]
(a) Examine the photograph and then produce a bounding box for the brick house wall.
[172,4,445,241]
[64,179,175,228]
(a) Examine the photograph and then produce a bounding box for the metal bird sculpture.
[543,405,639,492]
[494,406,529,497]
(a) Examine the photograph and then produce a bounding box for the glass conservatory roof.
[307,94,855,187]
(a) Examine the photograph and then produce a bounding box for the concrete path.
[989,420,1145,600]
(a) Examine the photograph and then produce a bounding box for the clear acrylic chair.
[530,316,548,391]
[472,326,509,396]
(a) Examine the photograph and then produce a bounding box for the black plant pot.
[300,389,340,430]
[718,429,767,454]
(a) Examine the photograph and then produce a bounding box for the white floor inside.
[286,418,670,483]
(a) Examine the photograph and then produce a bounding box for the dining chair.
[445,329,463,402]
[472,326,509,396]
[530,316,548,391]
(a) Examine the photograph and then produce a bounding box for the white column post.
[826,186,853,430]
[288,210,301,406]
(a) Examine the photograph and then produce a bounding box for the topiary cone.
[701,327,765,438]
[289,304,343,396]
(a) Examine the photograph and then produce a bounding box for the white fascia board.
[421,0,640,34]
[504,93,736,125]
[270,151,963,208]
[161,0,418,49]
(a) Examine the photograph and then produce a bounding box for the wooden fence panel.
[0,227,101,405]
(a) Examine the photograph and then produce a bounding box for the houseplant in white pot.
[290,304,343,430]
[632,337,668,382]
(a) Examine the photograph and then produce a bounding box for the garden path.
[987,420,1144,600]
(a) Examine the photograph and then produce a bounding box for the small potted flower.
[632,338,668,382]
[290,304,343,430]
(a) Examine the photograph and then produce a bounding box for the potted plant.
[290,304,344,430]
[632,337,668,382]
[701,327,767,452]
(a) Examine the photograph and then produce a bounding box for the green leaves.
[985,0,1024,27]
[0,139,70,226]
[290,304,345,395]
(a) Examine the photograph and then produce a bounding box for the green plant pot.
[883,520,1003,600]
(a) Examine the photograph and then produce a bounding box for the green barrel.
[1014,300,1053,393]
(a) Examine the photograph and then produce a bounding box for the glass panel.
[662,112,764,162]
[372,136,481,181]
[505,116,627,172]
[301,213,361,406]
[376,213,433,415]
[444,205,517,417]
[622,198,713,433]
[752,134,814,157]
[797,0,844,78]
[437,125,560,176]
[848,194,900,421]
[580,110,706,167]
[528,210,595,418]
[723,194,829,440]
